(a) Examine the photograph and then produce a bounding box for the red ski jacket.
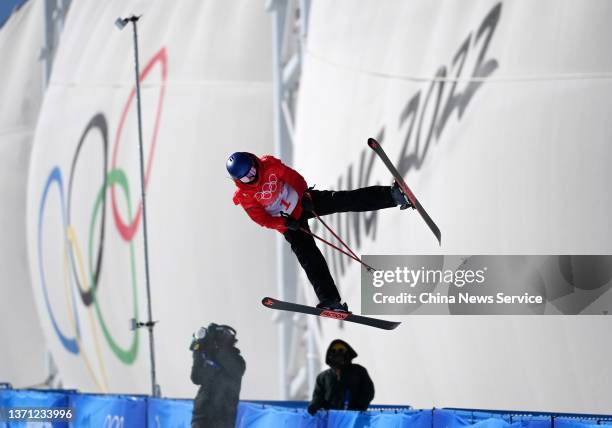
[232,155,307,233]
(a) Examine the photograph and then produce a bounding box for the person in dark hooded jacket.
[308,339,375,415]
[190,323,246,428]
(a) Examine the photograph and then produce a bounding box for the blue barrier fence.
[1,387,611,427]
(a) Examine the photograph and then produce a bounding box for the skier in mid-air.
[227,152,413,313]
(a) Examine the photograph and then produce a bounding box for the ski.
[367,138,442,245]
[262,297,401,330]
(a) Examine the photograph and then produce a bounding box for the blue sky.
[0,0,28,28]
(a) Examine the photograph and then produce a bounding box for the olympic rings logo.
[254,174,278,200]
[34,47,167,390]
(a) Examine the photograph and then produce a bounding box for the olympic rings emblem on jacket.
[254,174,278,201]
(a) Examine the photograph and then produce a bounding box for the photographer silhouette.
[190,323,246,428]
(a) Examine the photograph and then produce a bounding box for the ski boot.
[316,300,351,313]
[391,180,414,210]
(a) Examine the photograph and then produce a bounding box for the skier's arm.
[240,199,288,232]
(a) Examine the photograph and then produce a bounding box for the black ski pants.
[283,186,397,303]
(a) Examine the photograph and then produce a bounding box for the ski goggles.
[239,166,257,183]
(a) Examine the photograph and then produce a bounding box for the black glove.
[301,192,314,213]
[285,216,300,231]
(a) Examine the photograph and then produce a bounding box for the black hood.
[325,339,357,366]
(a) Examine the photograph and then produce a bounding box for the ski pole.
[281,205,378,272]
[299,227,378,273]
[309,208,360,261]
[303,191,363,262]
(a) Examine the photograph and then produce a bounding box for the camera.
[190,324,236,352]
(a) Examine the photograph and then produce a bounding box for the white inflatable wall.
[294,0,612,413]
[0,0,47,388]
[26,0,278,399]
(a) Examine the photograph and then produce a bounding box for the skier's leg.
[308,186,400,216]
[283,222,342,304]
